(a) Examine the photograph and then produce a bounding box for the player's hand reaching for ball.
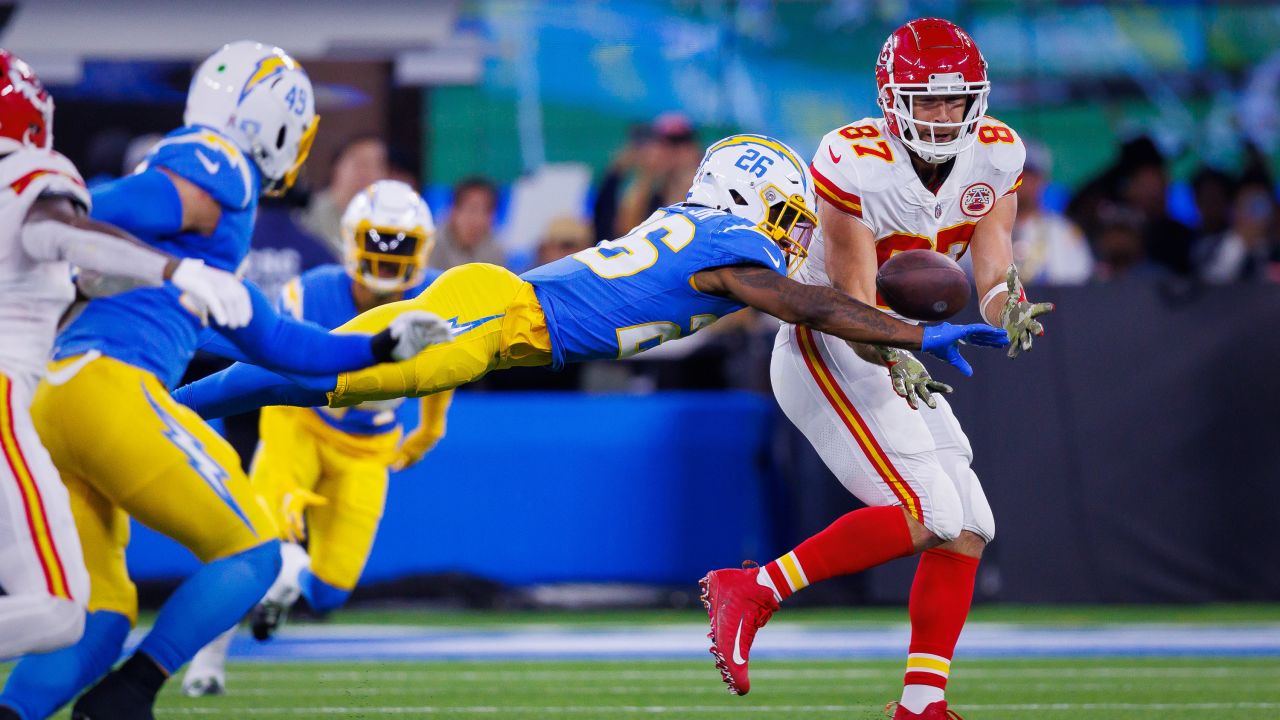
[919,322,1008,376]
[880,348,951,410]
[1000,264,1055,358]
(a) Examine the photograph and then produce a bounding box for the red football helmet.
[875,18,989,164]
[0,50,53,153]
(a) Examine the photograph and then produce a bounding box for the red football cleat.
[698,562,780,696]
[885,700,965,719]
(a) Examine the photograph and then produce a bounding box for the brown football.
[875,249,970,321]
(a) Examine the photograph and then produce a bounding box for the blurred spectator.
[296,134,390,258]
[1011,142,1093,285]
[1190,166,1237,241]
[1068,136,1195,276]
[1119,138,1195,276]
[613,113,700,237]
[593,123,656,243]
[1093,204,1165,281]
[1198,163,1280,284]
[535,216,594,266]
[431,176,504,270]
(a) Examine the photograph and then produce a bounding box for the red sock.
[759,505,914,600]
[903,547,980,691]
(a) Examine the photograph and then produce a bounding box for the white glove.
[171,259,253,329]
[388,310,454,361]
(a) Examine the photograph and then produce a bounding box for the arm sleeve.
[213,281,381,374]
[88,169,184,237]
[172,363,333,420]
[21,219,169,283]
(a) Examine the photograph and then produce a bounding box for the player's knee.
[300,570,350,614]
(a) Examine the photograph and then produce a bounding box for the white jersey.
[802,115,1025,310]
[0,147,91,387]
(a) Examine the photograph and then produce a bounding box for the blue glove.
[919,323,1009,376]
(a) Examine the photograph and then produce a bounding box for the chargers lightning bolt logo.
[142,384,255,533]
[447,313,504,337]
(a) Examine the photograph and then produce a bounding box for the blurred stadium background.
[3,0,1279,717]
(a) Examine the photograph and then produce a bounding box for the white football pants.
[770,325,995,543]
[0,369,89,659]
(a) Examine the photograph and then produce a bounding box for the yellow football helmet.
[340,180,435,293]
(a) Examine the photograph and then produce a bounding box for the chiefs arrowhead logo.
[961,182,995,217]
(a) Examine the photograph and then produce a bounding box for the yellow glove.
[391,432,437,472]
[280,487,328,542]
[391,392,452,472]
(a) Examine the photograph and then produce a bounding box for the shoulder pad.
[0,148,90,209]
[812,121,897,201]
[144,129,255,210]
[977,116,1026,175]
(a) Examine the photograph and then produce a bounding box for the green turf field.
[4,605,1278,719]
[98,657,1280,719]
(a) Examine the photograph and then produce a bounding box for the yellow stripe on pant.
[329,263,552,407]
[253,406,398,591]
[32,354,278,621]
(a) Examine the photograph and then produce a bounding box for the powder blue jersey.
[55,126,260,387]
[279,265,438,435]
[523,204,786,367]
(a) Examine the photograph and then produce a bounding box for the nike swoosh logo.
[828,146,842,163]
[763,249,782,269]
[195,149,221,175]
[732,617,748,665]
[45,350,100,386]
[447,313,505,337]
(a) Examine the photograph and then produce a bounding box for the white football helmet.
[685,134,816,258]
[341,180,435,293]
[185,40,319,196]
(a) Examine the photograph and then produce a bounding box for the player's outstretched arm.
[694,264,1007,375]
[173,362,333,419]
[214,282,453,375]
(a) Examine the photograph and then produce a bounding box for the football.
[875,249,970,321]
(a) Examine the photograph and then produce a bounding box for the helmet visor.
[354,223,429,291]
[764,194,816,258]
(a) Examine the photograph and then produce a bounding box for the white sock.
[754,567,783,603]
[263,542,310,606]
[900,684,945,714]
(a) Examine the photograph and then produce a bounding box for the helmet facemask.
[349,220,432,294]
[881,74,989,165]
[757,185,815,259]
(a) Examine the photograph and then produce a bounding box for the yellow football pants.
[329,263,552,408]
[251,407,398,590]
[32,354,278,622]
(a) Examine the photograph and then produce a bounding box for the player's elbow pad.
[90,169,184,236]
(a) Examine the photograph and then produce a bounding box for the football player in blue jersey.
[181,180,454,697]
[175,134,1007,422]
[0,43,450,720]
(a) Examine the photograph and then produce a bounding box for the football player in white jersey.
[0,50,250,661]
[700,18,1053,720]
